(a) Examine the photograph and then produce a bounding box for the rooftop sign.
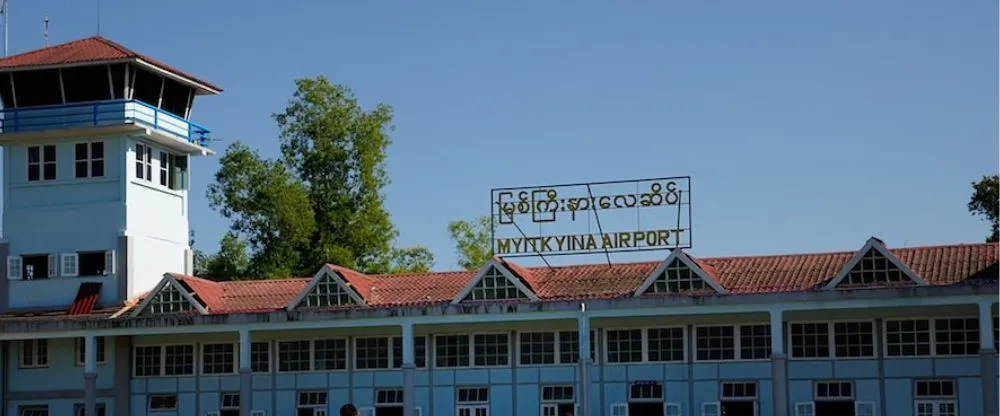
[491,176,692,259]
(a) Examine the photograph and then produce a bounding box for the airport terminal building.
[0,37,995,416]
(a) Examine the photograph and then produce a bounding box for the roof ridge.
[90,35,137,57]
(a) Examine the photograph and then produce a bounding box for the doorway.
[627,402,664,416]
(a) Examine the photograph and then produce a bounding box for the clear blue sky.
[9,0,998,270]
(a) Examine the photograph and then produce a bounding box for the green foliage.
[447,215,494,270]
[206,76,433,277]
[968,174,999,242]
[198,233,251,281]
[385,246,435,274]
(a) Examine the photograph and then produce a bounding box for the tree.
[447,215,494,270]
[968,174,999,242]
[207,77,433,277]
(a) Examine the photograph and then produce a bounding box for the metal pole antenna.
[2,0,8,57]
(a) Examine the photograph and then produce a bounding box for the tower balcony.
[0,99,213,154]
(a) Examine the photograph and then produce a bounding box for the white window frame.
[75,336,107,366]
[883,317,981,358]
[26,144,57,182]
[451,260,538,304]
[250,341,271,373]
[794,402,814,416]
[60,253,79,277]
[135,142,153,181]
[604,326,687,364]
[132,344,196,377]
[855,402,876,416]
[787,320,877,360]
[702,402,721,416]
[914,379,958,416]
[74,141,105,179]
[813,380,855,401]
[517,330,597,367]
[148,394,178,411]
[354,336,395,370]
[472,332,510,367]
[664,403,682,416]
[610,403,627,416]
[276,338,348,373]
[628,381,664,402]
[297,391,328,416]
[201,342,237,375]
[456,386,490,416]
[7,256,22,280]
[20,339,48,369]
[286,267,365,310]
[219,392,240,415]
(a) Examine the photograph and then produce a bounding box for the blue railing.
[0,99,212,146]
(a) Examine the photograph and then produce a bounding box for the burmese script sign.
[491,177,692,257]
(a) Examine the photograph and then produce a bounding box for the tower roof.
[0,36,221,94]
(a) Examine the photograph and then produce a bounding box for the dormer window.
[145,284,195,315]
[303,274,355,307]
[842,249,908,286]
[647,258,705,293]
[27,145,56,181]
[469,266,526,301]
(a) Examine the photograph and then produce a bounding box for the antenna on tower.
[96,0,101,35]
[1,0,8,57]
[43,16,47,47]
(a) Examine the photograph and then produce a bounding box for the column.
[402,321,416,416]
[578,304,591,416]
[978,301,997,416]
[84,335,97,416]
[239,330,252,416]
[769,309,787,416]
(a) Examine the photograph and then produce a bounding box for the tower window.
[135,143,152,181]
[75,142,104,178]
[78,251,114,276]
[27,145,56,181]
[21,254,53,280]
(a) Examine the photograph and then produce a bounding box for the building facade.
[0,37,995,416]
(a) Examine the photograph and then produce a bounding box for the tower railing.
[0,99,212,145]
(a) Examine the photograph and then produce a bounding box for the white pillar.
[239,330,252,416]
[769,309,787,416]
[578,304,591,416]
[978,301,997,416]
[84,335,97,416]
[402,321,416,416]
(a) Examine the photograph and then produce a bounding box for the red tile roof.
[153,241,997,315]
[67,282,102,315]
[0,36,221,92]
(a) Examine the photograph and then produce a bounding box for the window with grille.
[467,267,526,301]
[202,343,236,374]
[885,319,932,356]
[376,389,404,405]
[73,403,106,416]
[914,380,957,416]
[647,327,685,362]
[144,283,195,315]
[644,258,707,293]
[934,318,979,356]
[75,337,106,366]
[474,334,509,366]
[721,382,758,400]
[606,329,643,363]
[298,391,327,416]
[833,322,874,357]
[133,345,194,377]
[814,381,853,400]
[541,385,575,402]
[220,393,240,416]
[356,337,391,369]
[18,406,47,416]
[790,323,830,358]
[558,331,597,363]
[405,336,428,368]
[457,387,489,416]
[303,274,355,307]
[314,339,347,370]
[27,145,56,182]
[75,142,104,178]
[739,324,771,359]
[885,318,981,357]
[840,248,911,286]
[20,339,48,368]
[630,382,664,400]
[251,341,270,373]
[520,332,556,364]
[696,326,735,361]
[148,395,178,410]
[278,341,310,372]
[436,335,471,368]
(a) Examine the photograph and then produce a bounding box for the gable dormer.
[129,274,207,317]
[452,258,538,304]
[287,265,366,310]
[824,237,926,289]
[634,250,727,296]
